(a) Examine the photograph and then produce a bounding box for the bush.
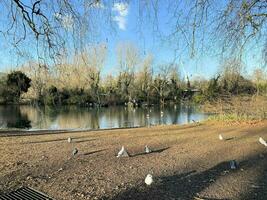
[192,94,206,104]
[0,71,31,103]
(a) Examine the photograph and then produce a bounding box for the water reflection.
[0,105,210,130]
[0,106,31,129]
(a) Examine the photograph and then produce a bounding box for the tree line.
[0,45,266,107]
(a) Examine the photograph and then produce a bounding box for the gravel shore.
[1,121,267,200]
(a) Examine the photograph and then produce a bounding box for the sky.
[0,0,265,79]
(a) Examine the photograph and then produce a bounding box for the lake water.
[0,105,210,131]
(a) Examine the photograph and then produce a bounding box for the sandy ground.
[1,121,267,200]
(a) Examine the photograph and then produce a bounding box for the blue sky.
[0,0,265,79]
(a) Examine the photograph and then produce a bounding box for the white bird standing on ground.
[145,174,153,185]
[219,134,224,140]
[67,137,72,143]
[117,146,129,157]
[145,145,152,153]
[72,148,78,156]
[259,137,267,147]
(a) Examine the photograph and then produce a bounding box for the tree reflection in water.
[0,105,210,130]
[0,106,31,129]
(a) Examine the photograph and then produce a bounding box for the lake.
[0,105,210,131]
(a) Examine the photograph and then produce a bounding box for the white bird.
[146,114,150,118]
[219,134,224,141]
[72,148,78,156]
[67,137,72,143]
[160,111,164,118]
[145,145,152,154]
[259,137,267,147]
[117,146,129,157]
[145,174,153,185]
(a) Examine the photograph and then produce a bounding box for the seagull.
[219,134,224,140]
[259,137,267,147]
[67,137,72,143]
[145,145,152,153]
[230,160,238,169]
[117,146,129,157]
[145,174,153,185]
[72,148,78,156]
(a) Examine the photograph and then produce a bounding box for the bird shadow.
[83,149,107,156]
[130,147,170,157]
[74,139,97,143]
[23,138,68,144]
[22,138,97,144]
[224,137,235,141]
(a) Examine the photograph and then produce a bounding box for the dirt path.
[1,121,267,200]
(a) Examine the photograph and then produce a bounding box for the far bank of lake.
[0,104,210,131]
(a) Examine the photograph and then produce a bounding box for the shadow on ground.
[23,138,96,144]
[239,152,267,200]
[130,147,170,157]
[83,149,107,156]
[103,152,267,200]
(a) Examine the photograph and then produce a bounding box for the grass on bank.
[204,95,267,122]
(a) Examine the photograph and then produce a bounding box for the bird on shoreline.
[219,134,224,141]
[72,148,78,156]
[259,137,267,147]
[145,174,153,185]
[230,160,238,169]
[68,137,72,143]
[145,145,152,154]
[117,146,129,157]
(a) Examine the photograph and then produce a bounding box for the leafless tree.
[135,54,153,104]
[1,0,266,67]
[137,0,267,63]
[116,42,140,102]
[152,64,173,106]
[0,0,113,64]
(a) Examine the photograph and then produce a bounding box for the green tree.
[4,71,31,103]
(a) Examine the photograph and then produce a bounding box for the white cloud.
[112,2,129,16]
[113,15,126,30]
[112,2,129,30]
